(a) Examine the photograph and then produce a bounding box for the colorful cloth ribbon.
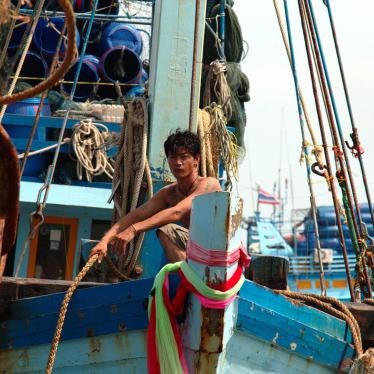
[147,244,250,374]
[187,239,249,267]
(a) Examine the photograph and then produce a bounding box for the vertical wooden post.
[148,0,207,179]
[182,191,243,372]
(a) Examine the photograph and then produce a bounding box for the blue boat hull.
[0,278,354,373]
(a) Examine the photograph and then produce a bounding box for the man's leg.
[157,230,186,262]
[156,224,189,263]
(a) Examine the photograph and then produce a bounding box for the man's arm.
[90,188,170,258]
[132,177,221,234]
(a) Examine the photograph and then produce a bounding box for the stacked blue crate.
[299,205,374,255]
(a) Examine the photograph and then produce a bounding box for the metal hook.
[345,129,364,158]
[311,162,326,177]
[28,206,44,239]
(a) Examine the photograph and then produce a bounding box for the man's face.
[167,147,199,178]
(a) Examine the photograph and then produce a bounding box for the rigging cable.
[278,0,326,295]
[0,0,23,71]
[324,0,374,227]
[302,0,372,298]
[307,0,369,261]
[0,0,46,117]
[31,0,99,218]
[297,0,355,300]
[19,23,68,177]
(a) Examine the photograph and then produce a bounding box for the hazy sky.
[235,1,374,219]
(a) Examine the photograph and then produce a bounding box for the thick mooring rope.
[45,253,130,373]
[111,97,152,276]
[275,290,363,355]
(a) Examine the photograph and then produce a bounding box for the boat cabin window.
[90,220,111,240]
[28,216,78,280]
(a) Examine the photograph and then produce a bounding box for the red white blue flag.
[257,188,281,205]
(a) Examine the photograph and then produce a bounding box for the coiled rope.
[45,253,130,373]
[0,0,76,105]
[71,119,115,182]
[111,97,153,277]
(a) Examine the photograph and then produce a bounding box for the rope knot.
[345,129,365,158]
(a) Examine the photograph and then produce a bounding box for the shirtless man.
[90,129,221,263]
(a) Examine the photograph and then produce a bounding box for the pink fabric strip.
[187,239,247,266]
[162,275,190,374]
[194,293,237,309]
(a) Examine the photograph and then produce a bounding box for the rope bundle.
[203,60,232,120]
[201,60,249,148]
[110,97,153,277]
[198,104,239,188]
[71,119,115,182]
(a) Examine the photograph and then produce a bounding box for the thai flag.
[257,188,281,205]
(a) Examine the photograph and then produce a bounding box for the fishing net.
[204,3,243,64]
[201,61,249,148]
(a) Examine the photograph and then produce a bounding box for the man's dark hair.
[164,129,201,157]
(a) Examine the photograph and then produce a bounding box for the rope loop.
[71,119,115,182]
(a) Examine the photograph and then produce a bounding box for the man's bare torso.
[163,177,221,228]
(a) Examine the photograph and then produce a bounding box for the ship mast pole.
[148,0,207,181]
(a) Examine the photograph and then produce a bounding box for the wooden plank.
[0,277,105,320]
[182,192,242,372]
[0,278,155,350]
[6,277,153,319]
[239,280,353,341]
[0,330,147,373]
[237,297,354,370]
[223,331,335,373]
[148,0,206,175]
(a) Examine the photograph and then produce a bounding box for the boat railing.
[288,253,356,274]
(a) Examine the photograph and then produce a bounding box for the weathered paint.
[0,330,147,373]
[0,262,357,372]
[237,280,355,370]
[0,277,154,350]
[182,192,242,372]
[148,0,207,176]
[222,331,335,373]
[13,181,113,278]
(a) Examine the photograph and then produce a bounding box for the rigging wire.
[324,0,374,228]
[302,0,372,298]
[31,0,99,217]
[307,0,367,244]
[279,0,326,296]
[20,23,68,177]
[297,0,355,300]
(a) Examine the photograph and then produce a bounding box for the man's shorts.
[157,223,189,250]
